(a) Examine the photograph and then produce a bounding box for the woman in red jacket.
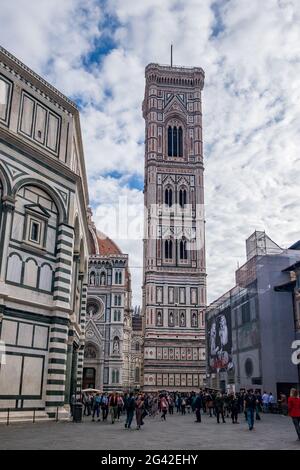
[288,388,300,441]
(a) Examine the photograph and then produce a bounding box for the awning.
[282,261,300,272]
[274,280,296,292]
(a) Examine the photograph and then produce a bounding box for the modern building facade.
[83,215,132,392]
[206,231,300,398]
[274,240,300,386]
[142,63,207,391]
[0,46,89,418]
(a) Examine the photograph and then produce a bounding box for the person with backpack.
[124,392,136,429]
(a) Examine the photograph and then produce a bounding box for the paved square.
[0,412,300,450]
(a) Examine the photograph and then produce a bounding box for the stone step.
[0,410,52,424]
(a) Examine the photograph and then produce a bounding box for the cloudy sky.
[1,0,300,306]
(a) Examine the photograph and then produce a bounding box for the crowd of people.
[78,387,300,440]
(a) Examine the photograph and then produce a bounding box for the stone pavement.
[0,411,299,450]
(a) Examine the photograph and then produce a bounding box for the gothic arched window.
[135,342,140,352]
[178,126,183,157]
[165,187,173,207]
[112,369,119,383]
[135,367,140,382]
[165,240,173,259]
[173,126,178,157]
[168,126,172,156]
[113,310,121,321]
[180,239,188,260]
[179,188,187,208]
[167,125,183,157]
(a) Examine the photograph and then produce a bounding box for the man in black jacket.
[124,393,136,429]
[244,389,257,431]
[195,392,202,423]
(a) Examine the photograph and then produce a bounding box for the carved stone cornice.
[1,195,15,212]
[145,63,205,90]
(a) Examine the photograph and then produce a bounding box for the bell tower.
[142,62,207,391]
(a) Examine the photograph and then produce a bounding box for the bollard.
[6,408,9,426]
[56,406,59,422]
[33,409,36,423]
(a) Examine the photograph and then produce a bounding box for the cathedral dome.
[88,226,123,256]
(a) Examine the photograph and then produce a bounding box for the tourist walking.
[83,393,91,416]
[92,393,101,422]
[194,392,202,423]
[288,388,300,441]
[136,394,144,430]
[206,392,214,417]
[176,395,181,413]
[151,395,158,416]
[181,397,186,415]
[117,394,124,420]
[109,393,118,424]
[278,393,288,416]
[268,393,275,413]
[101,393,108,421]
[255,391,262,420]
[215,393,226,423]
[229,394,239,424]
[168,395,174,415]
[124,392,135,429]
[244,389,257,431]
[262,391,269,413]
[160,395,168,421]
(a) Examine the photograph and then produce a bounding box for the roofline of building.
[145,62,205,75]
[0,45,78,113]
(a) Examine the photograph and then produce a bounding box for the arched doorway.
[82,367,96,389]
[83,342,103,390]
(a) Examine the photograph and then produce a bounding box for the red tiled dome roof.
[88,227,123,256]
[97,230,122,256]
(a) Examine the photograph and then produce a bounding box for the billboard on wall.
[207,306,233,373]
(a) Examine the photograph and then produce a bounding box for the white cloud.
[1,0,300,306]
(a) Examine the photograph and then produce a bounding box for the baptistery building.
[0,46,89,420]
